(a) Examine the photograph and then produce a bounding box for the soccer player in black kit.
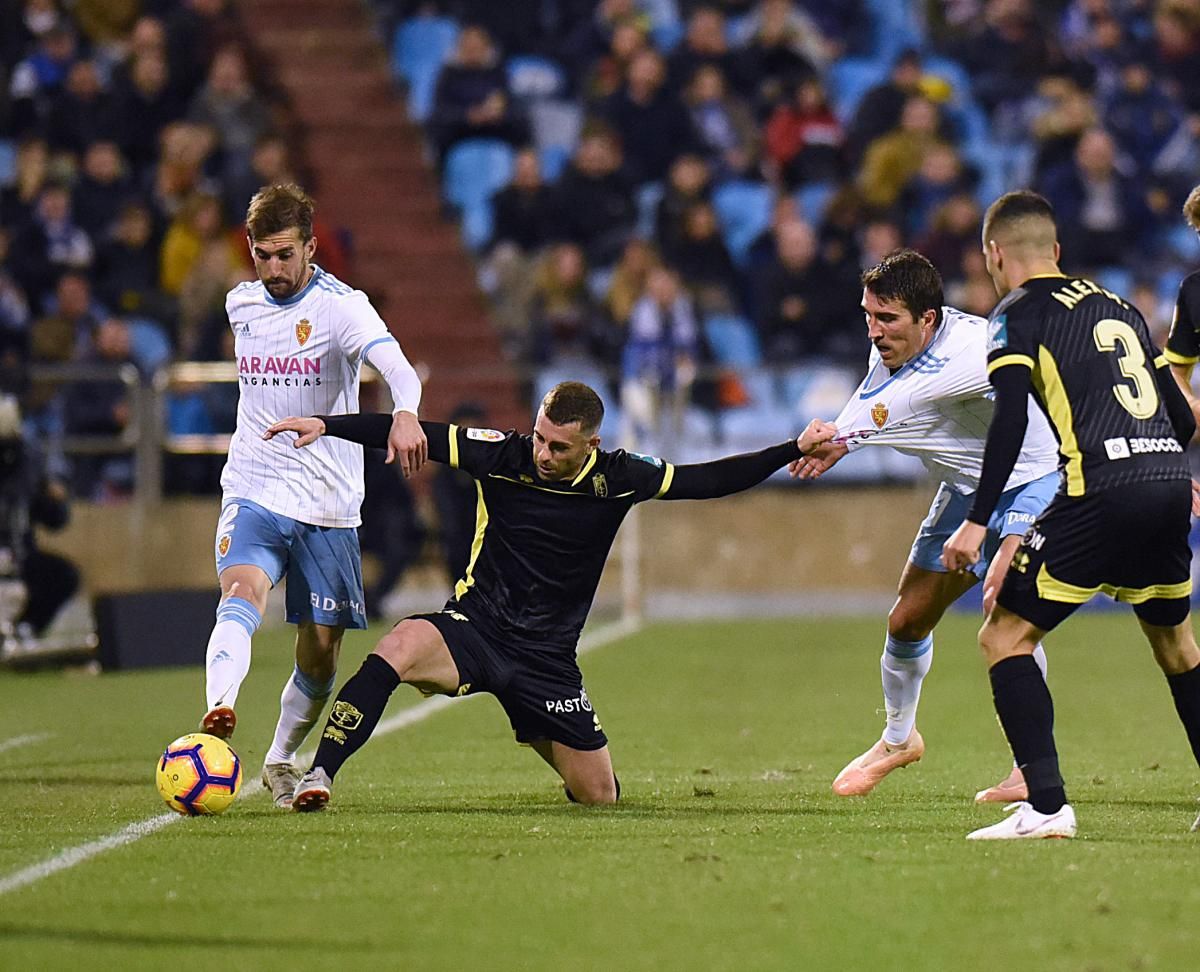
[943,191,1200,839]
[1165,183,1200,424]
[264,382,836,810]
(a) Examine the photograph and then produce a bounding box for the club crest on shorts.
[296,318,312,346]
[871,402,889,428]
[217,534,231,558]
[592,473,608,497]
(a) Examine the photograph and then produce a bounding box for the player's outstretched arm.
[264,414,452,463]
[660,420,836,500]
[788,419,848,480]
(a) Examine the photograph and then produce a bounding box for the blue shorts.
[909,472,1059,579]
[214,498,367,629]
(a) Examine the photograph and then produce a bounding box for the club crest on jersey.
[987,313,1008,351]
[466,428,504,442]
[592,473,608,497]
[871,402,889,428]
[296,318,312,346]
[217,534,231,558]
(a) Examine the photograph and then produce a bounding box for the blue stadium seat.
[794,181,835,224]
[0,139,15,186]
[443,139,515,251]
[538,144,572,181]
[636,182,664,239]
[866,0,925,62]
[507,56,567,102]
[704,314,762,367]
[825,57,888,125]
[645,0,684,50]
[529,99,582,165]
[127,317,172,375]
[443,139,515,210]
[1092,266,1133,298]
[712,180,774,266]
[391,15,459,122]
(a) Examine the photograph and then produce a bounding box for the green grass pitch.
[2,613,1199,969]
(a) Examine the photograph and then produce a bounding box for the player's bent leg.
[974,534,1032,803]
[832,563,972,797]
[1138,612,1200,825]
[261,622,343,807]
[532,740,619,805]
[295,621,462,812]
[202,564,273,739]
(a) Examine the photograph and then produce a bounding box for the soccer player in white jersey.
[200,184,427,808]
[790,250,1060,800]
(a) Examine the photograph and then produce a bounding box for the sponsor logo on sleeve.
[629,452,664,467]
[1104,437,1131,460]
[987,313,1008,352]
[217,534,231,558]
[466,428,505,442]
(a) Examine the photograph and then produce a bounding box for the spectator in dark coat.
[554,129,637,266]
[667,202,740,315]
[600,49,698,184]
[667,5,746,95]
[73,141,136,242]
[8,183,94,312]
[489,147,559,254]
[846,48,922,164]
[429,24,528,164]
[110,49,186,177]
[44,59,119,154]
[1038,126,1155,268]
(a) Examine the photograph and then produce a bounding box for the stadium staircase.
[238,0,526,429]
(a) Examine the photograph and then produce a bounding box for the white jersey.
[220,265,414,527]
[832,306,1059,494]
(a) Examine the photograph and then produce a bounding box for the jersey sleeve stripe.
[448,424,460,468]
[987,353,1035,374]
[360,336,393,367]
[655,463,675,498]
[1163,348,1200,366]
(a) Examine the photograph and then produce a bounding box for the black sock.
[1167,663,1200,768]
[311,653,401,781]
[990,654,1067,814]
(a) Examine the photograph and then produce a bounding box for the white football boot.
[967,801,1076,840]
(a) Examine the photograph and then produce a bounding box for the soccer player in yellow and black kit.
[1165,183,1200,424]
[943,191,1200,840]
[264,381,836,810]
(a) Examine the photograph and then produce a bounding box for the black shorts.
[996,479,1193,631]
[412,610,608,752]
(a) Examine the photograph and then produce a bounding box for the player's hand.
[388,410,427,477]
[1192,478,1200,517]
[789,440,848,479]
[942,521,987,572]
[263,416,326,447]
[796,419,837,456]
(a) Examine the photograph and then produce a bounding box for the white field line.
[0,733,52,756]
[0,617,642,897]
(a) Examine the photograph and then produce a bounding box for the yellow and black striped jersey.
[1165,269,1200,366]
[986,275,1190,497]
[441,423,671,653]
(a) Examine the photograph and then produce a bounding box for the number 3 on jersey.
[1092,318,1158,420]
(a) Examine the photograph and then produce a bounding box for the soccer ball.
[156,733,242,816]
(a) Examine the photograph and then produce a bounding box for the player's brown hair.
[246,183,315,242]
[982,190,1057,248]
[541,382,604,433]
[1183,184,1200,234]
[861,249,944,324]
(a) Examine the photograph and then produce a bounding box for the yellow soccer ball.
[156,733,242,816]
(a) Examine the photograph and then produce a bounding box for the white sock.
[265,666,335,765]
[204,596,261,710]
[881,633,934,746]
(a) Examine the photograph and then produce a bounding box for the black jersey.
[1164,269,1200,366]
[985,275,1190,497]
[442,423,671,653]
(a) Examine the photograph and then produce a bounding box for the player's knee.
[887,607,932,643]
[373,623,422,681]
[568,779,618,805]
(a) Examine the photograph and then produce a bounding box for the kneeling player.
[264,382,834,809]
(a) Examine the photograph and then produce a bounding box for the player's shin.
[309,652,401,779]
[880,634,933,745]
[266,665,336,765]
[205,596,260,709]
[1166,663,1200,767]
[989,654,1067,813]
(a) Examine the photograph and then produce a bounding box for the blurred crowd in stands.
[3,0,1200,502]
[384,0,1200,442]
[0,0,331,498]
